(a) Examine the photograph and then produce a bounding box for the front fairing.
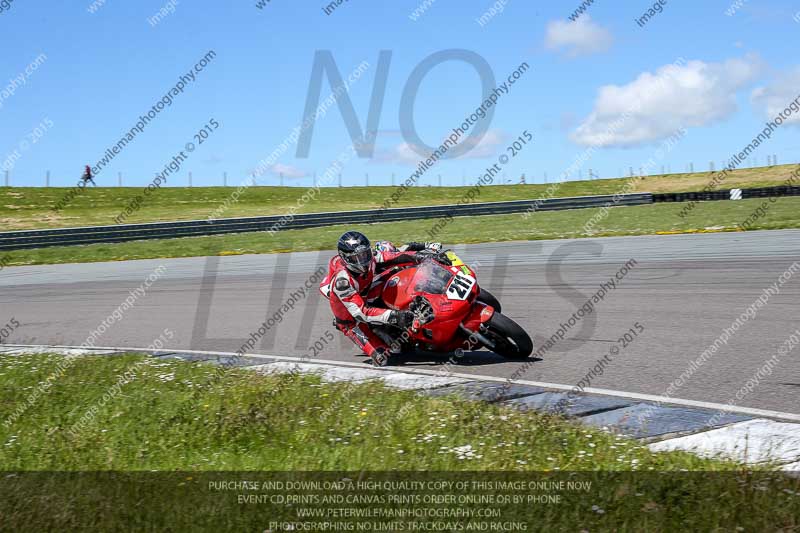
[381,259,481,349]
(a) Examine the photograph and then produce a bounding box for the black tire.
[484,312,533,359]
[476,288,502,313]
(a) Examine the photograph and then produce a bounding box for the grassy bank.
[2,196,799,267]
[0,354,798,530]
[0,354,720,471]
[1,163,797,231]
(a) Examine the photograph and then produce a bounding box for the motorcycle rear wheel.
[483,312,533,359]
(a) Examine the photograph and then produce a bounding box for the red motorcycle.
[375,251,533,362]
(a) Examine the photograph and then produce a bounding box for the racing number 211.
[448,272,475,300]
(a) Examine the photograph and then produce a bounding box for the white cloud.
[267,163,307,179]
[373,129,506,165]
[378,143,426,165]
[571,55,764,147]
[545,16,613,57]
[451,129,506,158]
[751,68,800,125]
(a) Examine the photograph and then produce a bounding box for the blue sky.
[1,0,799,188]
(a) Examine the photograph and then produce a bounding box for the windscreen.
[411,260,454,295]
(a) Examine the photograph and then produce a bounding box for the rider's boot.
[370,347,390,367]
[372,326,403,355]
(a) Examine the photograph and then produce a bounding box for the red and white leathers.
[319,250,418,357]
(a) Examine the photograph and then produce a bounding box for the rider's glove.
[425,242,442,251]
[414,249,436,261]
[417,248,451,266]
[388,310,415,329]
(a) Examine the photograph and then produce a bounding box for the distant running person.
[81,165,96,187]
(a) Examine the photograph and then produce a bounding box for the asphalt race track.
[2,230,799,414]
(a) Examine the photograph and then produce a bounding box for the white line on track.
[5,343,800,423]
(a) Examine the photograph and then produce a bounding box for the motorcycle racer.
[321,231,424,365]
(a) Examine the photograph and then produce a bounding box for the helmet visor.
[341,248,372,273]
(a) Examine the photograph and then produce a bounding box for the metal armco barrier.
[0,193,653,251]
[1,184,797,252]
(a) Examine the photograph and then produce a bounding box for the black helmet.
[338,231,373,274]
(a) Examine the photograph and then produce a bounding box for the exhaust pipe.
[459,324,495,350]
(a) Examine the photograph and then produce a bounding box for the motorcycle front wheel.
[476,288,502,313]
[483,312,533,359]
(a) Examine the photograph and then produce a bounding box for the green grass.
[1,163,797,230]
[2,196,800,267]
[1,354,798,531]
[0,354,718,471]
